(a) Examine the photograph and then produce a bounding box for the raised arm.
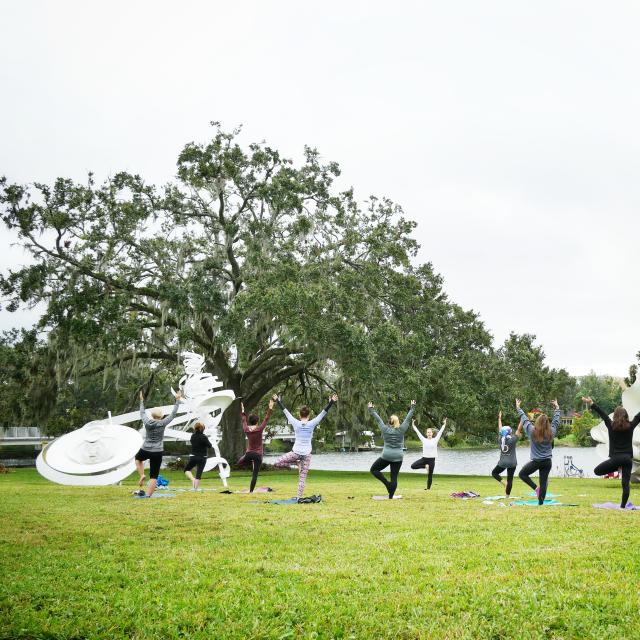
[631,411,640,429]
[498,410,502,433]
[434,417,447,442]
[240,401,249,432]
[515,399,533,437]
[368,402,386,431]
[139,391,147,424]
[399,401,417,433]
[550,399,561,436]
[583,397,612,428]
[273,395,298,427]
[306,395,338,429]
[258,400,275,430]
[515,418,524,438]
[412,420,427,442]
[157,391,182,428]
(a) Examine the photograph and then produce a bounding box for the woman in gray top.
[368,400,416,499]
[490,411,522,496]
[134,390,182,497]
[516,398,561,505]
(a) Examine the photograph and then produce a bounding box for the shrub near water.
[1,469,639,639]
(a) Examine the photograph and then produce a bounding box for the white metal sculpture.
[590,377,640,480]
[36,351,236,486]
[169,351,236,486]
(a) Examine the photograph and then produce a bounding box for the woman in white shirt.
[410,418,447,489]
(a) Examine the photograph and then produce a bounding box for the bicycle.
[564,455,584,478]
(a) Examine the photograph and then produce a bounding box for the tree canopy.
[1,123,574,455]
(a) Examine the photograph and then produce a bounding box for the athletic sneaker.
[132,490,146,497]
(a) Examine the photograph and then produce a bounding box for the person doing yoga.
[516,398,561,505]
[368,400,416,499]
[410,417,447,489]
[490,411,522,496]
[238,398,274,493]
[184,422,213,491]
[135,390,182,497]
[274,393,338,500]
[583,396,640,509]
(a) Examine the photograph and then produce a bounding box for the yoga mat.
[269,498,300,505]
[513,499,577,507]
[527,492,560,498]
[133,492,176,499]
[234,487,274,494]
[372,495,403,500]
[593,502,640,510]
[484,495,521,501]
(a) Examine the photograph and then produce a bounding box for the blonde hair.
[151,410,163,420]
[388,415,400,429]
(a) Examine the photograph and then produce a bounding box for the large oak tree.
[1,124,572,456]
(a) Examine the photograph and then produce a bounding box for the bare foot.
[138,475,146,487]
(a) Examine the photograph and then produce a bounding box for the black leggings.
[491,465,516,496]
[237,451,263,492]
[594,455,633,508]
[519,458,552,505]
[184,455,207,480]
[411,457,436,489]
[370,457,402,498]
[135,449,163,480]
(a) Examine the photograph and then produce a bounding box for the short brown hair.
[194,422,205,432]
[299,405,310,418]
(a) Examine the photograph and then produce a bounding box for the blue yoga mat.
[268,498,299,505]
[514,499,577,507]
[527,492,560,498]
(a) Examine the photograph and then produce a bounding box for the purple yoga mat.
[592,502,639,510]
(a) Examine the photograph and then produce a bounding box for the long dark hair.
[612,406,630,431]
[532,414,552,443]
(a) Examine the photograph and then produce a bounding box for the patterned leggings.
[275,451,312,499]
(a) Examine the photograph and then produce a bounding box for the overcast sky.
[1,1,639,377]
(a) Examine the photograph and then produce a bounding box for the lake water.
[264,446,603,478]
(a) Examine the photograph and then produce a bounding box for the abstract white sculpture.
[590,377,640,481]
[37,351,236,486]
[169,351,236,486]
[37,420,142,486]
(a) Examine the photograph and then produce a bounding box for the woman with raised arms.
[273,393,338,501]
[583,396,640,509]
[368,400,416,499]
[490,411,523,497]
[410,416,447,490]
[516,398,561,505]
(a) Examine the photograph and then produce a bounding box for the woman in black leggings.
[516,398,561,505]
[184,422,213,491]
[368,400,416,499]
[583,396,640,508]
[490,411,522,496]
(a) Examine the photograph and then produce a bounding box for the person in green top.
[368,400,416,499]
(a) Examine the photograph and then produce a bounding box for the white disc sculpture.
[37,351,236,487]
[590,377,640,481]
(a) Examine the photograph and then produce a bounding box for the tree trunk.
[218,399,245,461]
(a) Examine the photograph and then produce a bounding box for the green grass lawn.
[1,468,638,640]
